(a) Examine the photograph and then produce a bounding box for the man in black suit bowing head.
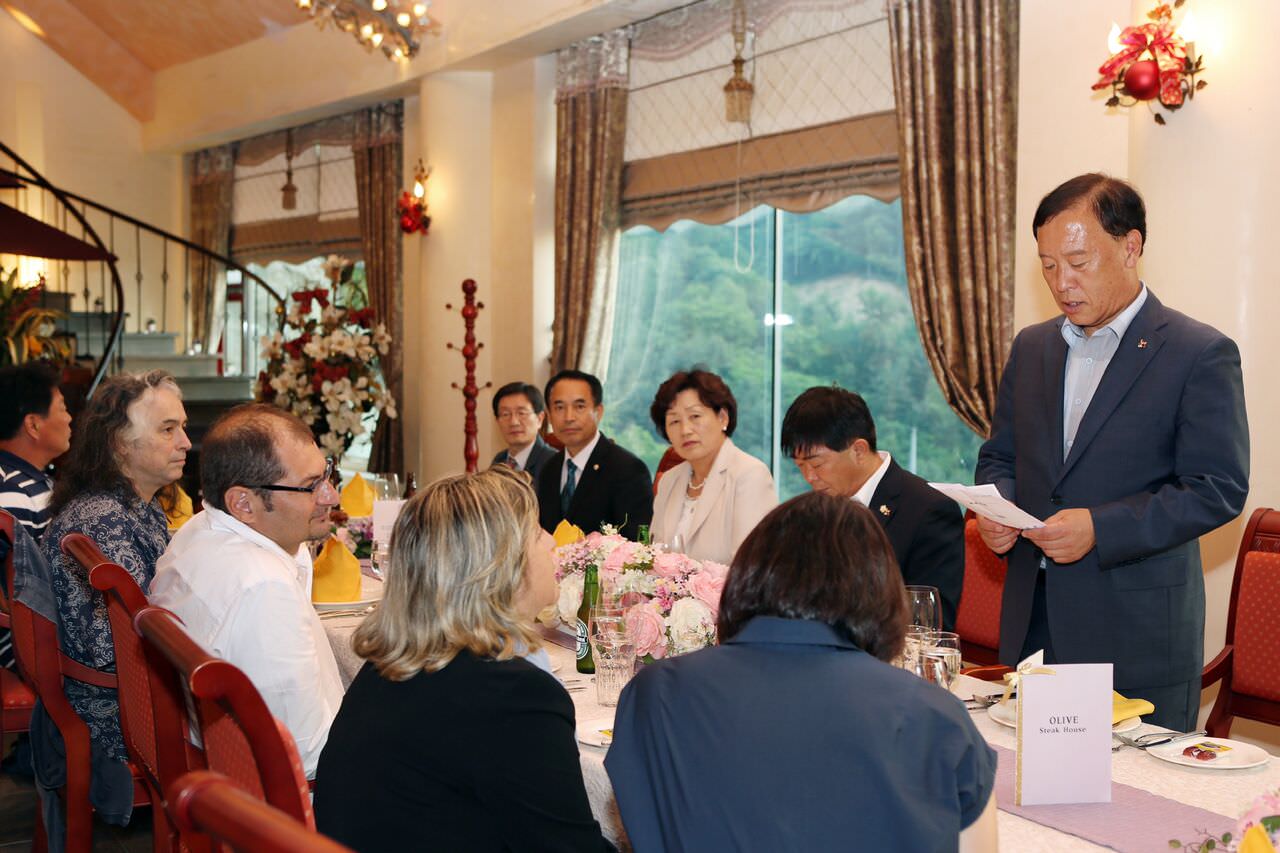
[537,369,653,540]
[782,386,963,631]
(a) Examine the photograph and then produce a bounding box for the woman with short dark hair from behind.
[605,493,998,853]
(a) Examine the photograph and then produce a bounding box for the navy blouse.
[605,616,996,853]
[41,487,169,764]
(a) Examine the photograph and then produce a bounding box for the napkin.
[553,520,585,547]
[164,485,194,530]
[1238,824,1278,853]
[313,536,362,603]
[1112,690,1156,725]
[340,473,375,518]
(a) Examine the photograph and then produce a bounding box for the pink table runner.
[992,745,1236,851]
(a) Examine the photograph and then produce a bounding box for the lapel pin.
[593,464,600,471]
[879,504,891,517]
[1138,338,1148,348]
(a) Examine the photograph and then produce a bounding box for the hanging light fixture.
[723,0,754,124]
[296,0,441,61]
[281,130,298,211]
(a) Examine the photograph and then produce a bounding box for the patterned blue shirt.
[40,486,170,764]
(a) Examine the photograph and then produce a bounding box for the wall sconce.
[1093,1,1206,125]
[397,158,432,234]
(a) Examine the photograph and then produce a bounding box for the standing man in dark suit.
[781,386,963,631]
[537,370,653,540]
[975,174,1249,731]
[490,381,557,483]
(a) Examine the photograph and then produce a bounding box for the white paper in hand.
[927,482,1044,529]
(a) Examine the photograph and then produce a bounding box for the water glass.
[593,636,636,707]
[370,540,391,580]
[373,474,402,501]
[905,585,943,632]
[668,534,686,554]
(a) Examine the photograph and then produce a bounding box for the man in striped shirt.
[1,362,73,670]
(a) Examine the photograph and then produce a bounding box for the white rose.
[666,597,715,655]
[557,573,585,626]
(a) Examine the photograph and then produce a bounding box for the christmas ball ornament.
[1123,60,1160,101]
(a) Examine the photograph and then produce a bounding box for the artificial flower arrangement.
[256,256,396,458]
[1171,787,1280,852]
[329,508,373,560]
[552,524,729,660]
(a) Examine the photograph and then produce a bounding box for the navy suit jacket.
[491,435,557,483]
[536,434,653,540]
[869,459,964,632]
[975,290,1249,688]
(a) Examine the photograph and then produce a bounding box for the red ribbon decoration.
[1093,21,1188,106]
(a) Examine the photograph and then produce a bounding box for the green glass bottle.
[576,564,598,674]
[637,524,651,545]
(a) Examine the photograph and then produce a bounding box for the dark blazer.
[868,459,964,632]
[605,617,995,852]
[975,290,1249,690]
[491,434,557,483]
[537,434,653,540]
[315,651,614,853]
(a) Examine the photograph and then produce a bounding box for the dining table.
[323,613,1279,852]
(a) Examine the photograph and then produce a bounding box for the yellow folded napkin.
[165,485,194,531]
[340,473,374,518]
[313,536,362,603]
[1112,690,1156,725]
[553,520,585,547]
[1239,824,1278,853]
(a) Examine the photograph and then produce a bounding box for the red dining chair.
[64,533,201,853]
[168,771,353,853]
[0,511,36,749]
[955,515,1008,667]
[652,446,683,495]
[1201,507,1280,738]
[135,606,314,827]
[3,515,152,853]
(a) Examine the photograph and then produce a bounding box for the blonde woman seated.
[314,467,614,853]
[650,369,777,563]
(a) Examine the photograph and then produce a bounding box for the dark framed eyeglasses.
[245,458,337,495]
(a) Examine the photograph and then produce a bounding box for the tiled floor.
[0,739,153,853]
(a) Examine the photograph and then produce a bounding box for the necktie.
[561,459,578,514]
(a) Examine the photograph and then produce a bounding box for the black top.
[868,458,964,631]
[536,434,653,540]
[314,649,614,853]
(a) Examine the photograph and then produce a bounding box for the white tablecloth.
[323,619,1279,851]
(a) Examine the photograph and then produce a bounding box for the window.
[604,195,980,499]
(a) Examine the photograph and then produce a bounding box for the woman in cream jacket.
[650,369,778,564]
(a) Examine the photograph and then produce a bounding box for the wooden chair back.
[135,606,314,827]
[168,771,352,853]
[1203,507,1280,737]
[0,511,36,746]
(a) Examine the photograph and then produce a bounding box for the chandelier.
[296,0,441,61]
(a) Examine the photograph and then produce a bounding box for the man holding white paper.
[974,174,1249,731]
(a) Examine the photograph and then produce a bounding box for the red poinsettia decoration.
[397,158,432,234]
[1093,0,1205,124]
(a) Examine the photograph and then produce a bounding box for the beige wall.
[1,9,182,337]
[1018,0,1279,748]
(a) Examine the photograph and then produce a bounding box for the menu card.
[372,499,406,544]
[1015,661,1112,805]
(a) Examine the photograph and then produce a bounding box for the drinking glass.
[370,540,391,580]
[593,635,636,707]
[899,625,932,671]
[905,585,943,632]
[919,631,962,691]
[373,474,402,501]
[669,533,686,554]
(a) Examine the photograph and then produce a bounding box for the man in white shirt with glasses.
[151,403,344,778]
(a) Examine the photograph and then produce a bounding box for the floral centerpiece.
[256,256,396,457]
[1171,787,1280,852]
[329,508,373,560]
[553,526,729,660]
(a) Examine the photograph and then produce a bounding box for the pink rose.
[625,601,667,659]
[686,570,726,612]
[700,560,730,580]
[603,541,637,573]
[652,551,687,580]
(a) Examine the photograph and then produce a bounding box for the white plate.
[986,701,1140,733]
[1147,737,1272,770]
[314,574,384,611]
[576,717,615,748]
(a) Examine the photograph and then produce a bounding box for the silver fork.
[1113,729,1207,750]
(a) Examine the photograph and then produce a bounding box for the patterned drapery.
[353,103,405,474]
[187,145,235,352]
[551,29,630,377]
[887,0,1018,438]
